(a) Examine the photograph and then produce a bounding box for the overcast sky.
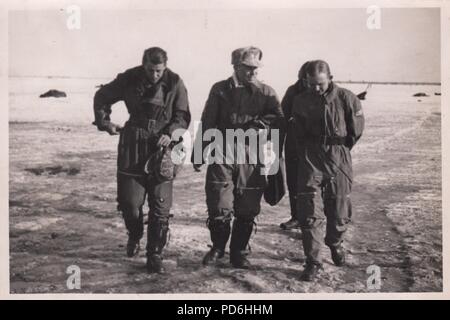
[9,8,440,94]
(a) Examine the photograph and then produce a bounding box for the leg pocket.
[117,174,147,239]
[323,173,352,222]
[234,187,264,218]
[234,164,265,218]
[206,181,234,215]
[149,180,173,217]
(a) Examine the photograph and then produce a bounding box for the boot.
[280,217,301,230]
[330,245,346,266]
[300,263,322,281]
[147,254,164,274]
[121,206,144,257]
[229,218,254,269]
[202,218,231,266]
[126,235,141,258]
[146,217,169,274]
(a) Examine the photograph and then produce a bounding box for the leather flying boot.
[126,236,141,258]
[147,253,164,274]
[330,245,346,266]
[280,217,301,230]
[203,218,231,266]
[229,218,254,269]
[146,217,169,274]
[300,263,322,281]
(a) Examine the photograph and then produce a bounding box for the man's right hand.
[103,123,123,135]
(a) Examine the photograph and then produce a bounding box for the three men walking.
[93,47,364,282]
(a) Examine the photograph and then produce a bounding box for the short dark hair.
[298,61,311,80]
[305,60,332,78]
[142,47,168,65]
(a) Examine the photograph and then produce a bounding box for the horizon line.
[8,75,441,86]
[334,80,441,86]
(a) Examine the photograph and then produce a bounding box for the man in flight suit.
[93,47,191,274]
[279,61,310,230]
[291,60,364,281]
[192,47,284,269]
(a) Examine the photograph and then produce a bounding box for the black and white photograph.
[3,0,448,297]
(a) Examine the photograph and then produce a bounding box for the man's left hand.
[157,134,172,147]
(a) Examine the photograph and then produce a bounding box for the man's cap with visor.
[231,46,263,67]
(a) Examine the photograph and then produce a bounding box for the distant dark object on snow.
[357,83,372,100]
[356,92,367,100]
[413,92,429,97]
[435,92,441,96]
[418,99,422,102]
[25,165,80,176]
[39,89,67,98]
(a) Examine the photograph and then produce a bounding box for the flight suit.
[193,77,284,261]
[291,82,364,265]
[281,80,307,220]
[93,66,190,259]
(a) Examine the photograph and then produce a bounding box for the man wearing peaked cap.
[231,46,263,68]
[191,46,284,269]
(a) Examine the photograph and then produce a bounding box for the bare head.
[142,47,167,84]
[305,60,333,95]
[298,61,311,90]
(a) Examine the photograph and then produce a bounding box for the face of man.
[143,61,166,84]
[235,64,258,85]
[306,72,331,95]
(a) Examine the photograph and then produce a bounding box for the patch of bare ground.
[9,104,441,293]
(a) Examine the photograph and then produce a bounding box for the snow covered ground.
[9,77,442,293]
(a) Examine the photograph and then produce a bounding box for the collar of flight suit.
[231,72,244,88]
[322,81,338,103]
[138,66,170,91]
[228,74,261,94]
[136,67,172,107]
